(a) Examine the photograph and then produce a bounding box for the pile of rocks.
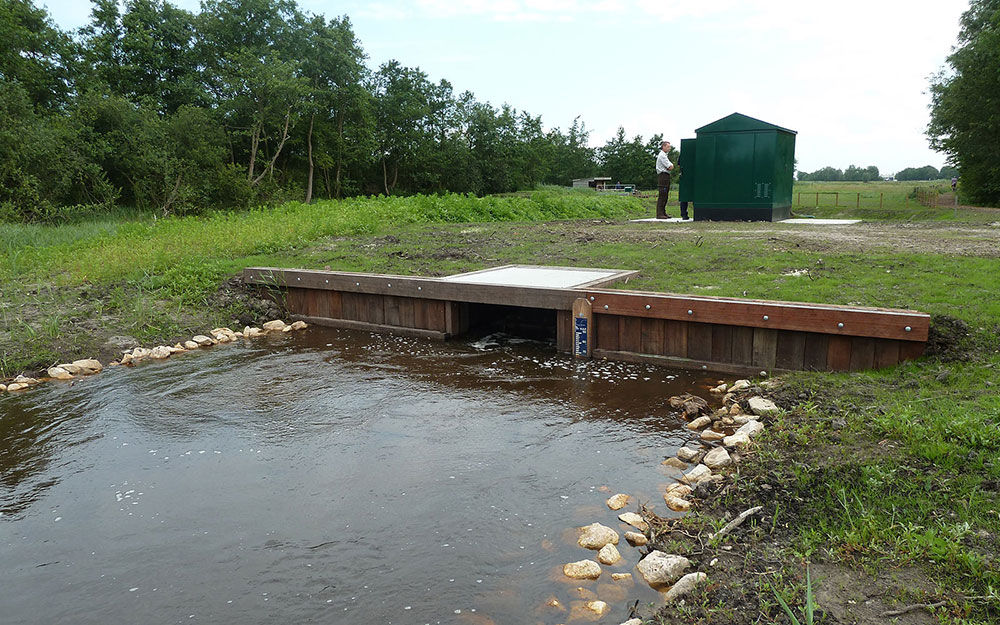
[1,319,308,395]
[661,381,779,512]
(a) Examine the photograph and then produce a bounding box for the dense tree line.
[797,164,958,182]
[797,165,881,182]
[895,165,958,181]
[928,0,1000,204]
[0,0,672,221]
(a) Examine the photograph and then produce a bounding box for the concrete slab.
[778,219,861,225]
[442,265,627,289]
[629,217,694,223]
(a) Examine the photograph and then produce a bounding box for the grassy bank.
[0,190,642,374]
[2,191,999,622]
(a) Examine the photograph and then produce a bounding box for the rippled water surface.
[0,329,720,625]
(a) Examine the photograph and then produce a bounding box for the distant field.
[789,179,995,221]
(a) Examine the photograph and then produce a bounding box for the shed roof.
[695,112,796,135]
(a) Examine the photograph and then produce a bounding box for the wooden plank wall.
[286,287,450,333]
[593,313,923,372]
[281,284,927,373]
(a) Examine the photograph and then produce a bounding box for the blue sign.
[574,316,588,355]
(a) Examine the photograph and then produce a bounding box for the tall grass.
[0,190,643,285]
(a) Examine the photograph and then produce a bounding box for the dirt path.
[608,220,1000,257]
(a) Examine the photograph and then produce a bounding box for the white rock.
[737,420,765,438]
[624,531,647,546]
[563,559,602,580]
[131,347,151,359]
[245,327,263,337]
[612,573,633,582]
[620,619,643,625]
[150,346,171,360]
[682,464,712,484]
[709,383,727,394]
[724,432,751,448]
[703,447,733,469]
[664,483,693,497]
[7,382,28,392]
[730,379,751,392]
[214,333,232,343]
[597,543,622,565]
[169,344,185,353]
[748,396,780,417]
[210,327,234,336]
[0,383,6,392]
[281,325,293,332]
[636,551,690,587]
[192,335,214,346]
[71,359,103,374]
[58,363,82,374]
[664,572,708,602]
[701,429,725,441]
[664,495,691,512]
[677,446,700,462]
[586,601,609,616]
[606,493,630,510]
[120,353,133,365]
[184,340,200,350]
[262,320,287,331]
[618,512,649,532]
[578,523,619,549]
[14,375,40,385]
[290,320,308,330]
[687,416,712,430]
[47,367,74,380]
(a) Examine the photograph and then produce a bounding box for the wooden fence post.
[815,192,819,207]
[835,192,839,207]
[856,192,860,209]
[797,191,800,206]
[879,193,883,209]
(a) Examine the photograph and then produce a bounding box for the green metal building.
[678,113,797,222]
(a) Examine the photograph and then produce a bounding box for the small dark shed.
[679,113,796,222]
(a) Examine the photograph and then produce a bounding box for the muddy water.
[0,329,721,625]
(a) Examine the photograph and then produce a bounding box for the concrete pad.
[442,266,627,289]
[778,219,861,225]
[629,217,693,223]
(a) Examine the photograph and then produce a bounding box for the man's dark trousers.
[656,172,671,218]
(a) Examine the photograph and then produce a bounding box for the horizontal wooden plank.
[245,267,581,311]
[290,315,449,340]
[593,349,784,377]
[585,289,929,342]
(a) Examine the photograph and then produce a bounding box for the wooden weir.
[243,265,929,375]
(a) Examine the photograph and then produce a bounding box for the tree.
[80,0,201,114]
[896,166,939,181]
[798,166,844,181]
[0,0,77,110]
[928,0,1000,204]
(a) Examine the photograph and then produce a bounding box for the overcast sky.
[42,0,969,175]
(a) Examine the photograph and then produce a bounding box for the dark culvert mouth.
[465,303,557,344]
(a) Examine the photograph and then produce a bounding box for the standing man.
[655,140,674,219]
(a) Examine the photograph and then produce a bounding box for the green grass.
[0,190,644,374]
[790,180,996,221]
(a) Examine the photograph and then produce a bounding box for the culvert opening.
[466,303,557,344]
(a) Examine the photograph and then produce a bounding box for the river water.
[0,329,720,625]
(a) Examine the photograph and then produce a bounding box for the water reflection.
[0,327,720,625]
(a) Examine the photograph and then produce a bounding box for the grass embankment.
[2,189,998,622]
[0,189,642,375]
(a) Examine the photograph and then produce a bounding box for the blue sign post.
[572,298,592,358]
